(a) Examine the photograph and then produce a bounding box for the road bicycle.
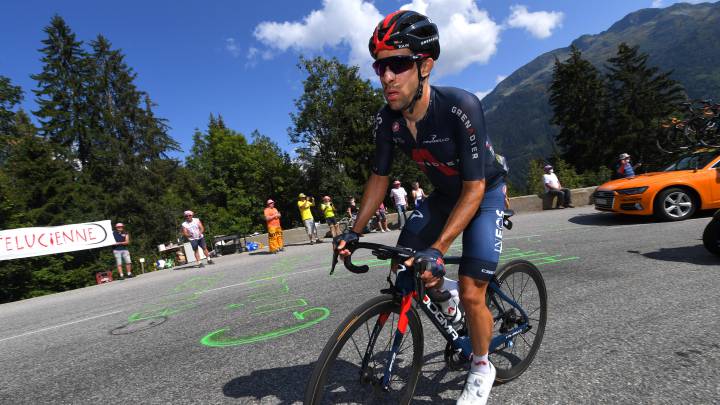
[658,100,720,153]
[304,212,547,404]
[339,214,380,234]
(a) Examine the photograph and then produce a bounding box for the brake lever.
[503,215,513,230]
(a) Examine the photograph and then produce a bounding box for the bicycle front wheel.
[487,259,547,383]
[304,295,424,405]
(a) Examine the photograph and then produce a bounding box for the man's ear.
[421,58,434,78]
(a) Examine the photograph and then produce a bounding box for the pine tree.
[0,76,23,136]
[549,46,608,171]
[605,43,685,168]
[31,15,90,164]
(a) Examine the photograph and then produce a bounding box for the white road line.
[0,310,123,344]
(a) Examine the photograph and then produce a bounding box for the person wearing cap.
[112,223,133,279]
[543,165,574,209]
[613,153,642,179]
[181,210,214,267]
[298,193,321,244]
[320,196,340,238]
[264,199,284,253]
[389,180,409,229]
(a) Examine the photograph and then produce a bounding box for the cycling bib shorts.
[397,183,506,281]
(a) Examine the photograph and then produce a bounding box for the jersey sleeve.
[371,110,394,176]
[452,92,488,182]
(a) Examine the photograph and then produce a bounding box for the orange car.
[594,149,720,221]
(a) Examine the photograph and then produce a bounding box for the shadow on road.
[221,351,465,404]
[568,213,660,227]
[569,210,715,227]
[631,245,719,266]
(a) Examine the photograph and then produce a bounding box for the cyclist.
[335,10,508,405]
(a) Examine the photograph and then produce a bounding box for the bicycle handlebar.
[330,210,515,275]
[330,242,414,275]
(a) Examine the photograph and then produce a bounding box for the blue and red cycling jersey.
[372,86,509,280]
[371,86,507,199]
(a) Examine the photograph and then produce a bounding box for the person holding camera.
[298,193,321,244]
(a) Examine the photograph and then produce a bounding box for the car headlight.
[616,186,648,195]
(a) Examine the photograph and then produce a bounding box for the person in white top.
[542,165,573,209]
[389,180,409,229]
[411,181,426,209]
[181,210,214,267]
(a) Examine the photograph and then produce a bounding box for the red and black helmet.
[369,10,440,60]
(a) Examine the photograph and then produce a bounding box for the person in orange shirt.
[264,199,284,253]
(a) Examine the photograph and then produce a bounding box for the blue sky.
[0,0,699,160]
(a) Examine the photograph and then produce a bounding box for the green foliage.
[548,42,685,185]
[605,43,685,168]
[0,15,184,303]
[290,57,385,204]
[549,47,608,172]
[0,76,23,136]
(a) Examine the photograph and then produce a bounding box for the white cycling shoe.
[456,362,496,405]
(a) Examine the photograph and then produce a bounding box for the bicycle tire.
[702,217,720,256]
[304,295,424,405]
[656,125,689,154]
[487,260,547,383]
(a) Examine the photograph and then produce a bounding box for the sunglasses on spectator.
[372,54,427,76]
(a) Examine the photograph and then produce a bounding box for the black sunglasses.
[372,54,426,76]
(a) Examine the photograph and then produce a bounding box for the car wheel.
[653,187,696,221]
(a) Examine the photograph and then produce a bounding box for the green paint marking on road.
[200,307,331,347]
[128,275,224,323]
[252,298,308,315]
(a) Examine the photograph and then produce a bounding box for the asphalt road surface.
[1,206,718,404]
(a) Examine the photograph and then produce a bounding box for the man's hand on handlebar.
[405,247,445,288]
[333,230,361,258]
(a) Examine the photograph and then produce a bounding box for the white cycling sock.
[470,353,491,375]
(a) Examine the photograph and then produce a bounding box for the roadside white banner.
[0,220,116,261]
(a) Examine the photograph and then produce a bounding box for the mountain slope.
[484,2,720,187]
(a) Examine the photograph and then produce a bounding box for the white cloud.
[253,0,382,76]
[505,5,563,39]
[251,0,565,77]
[651,0,663,7]
[495,74,507,84]
[225,37,240,57]
[252,0,500,77]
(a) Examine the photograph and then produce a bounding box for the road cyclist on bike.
[334,10,509,405]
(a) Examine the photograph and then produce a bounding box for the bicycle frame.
[369,256,531,392]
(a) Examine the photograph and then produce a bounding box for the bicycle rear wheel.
[487,260,547,383]
[304,295,424,405]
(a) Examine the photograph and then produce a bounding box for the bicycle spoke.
[349,335,364,363]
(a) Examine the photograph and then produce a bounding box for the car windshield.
[664,151,719,171]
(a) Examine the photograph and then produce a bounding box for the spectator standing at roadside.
[347,197,359,220]
[375,202,390,232]
[112,223,133,279]
[181,210,214,267]
[543,165,574,209]
[264,199,284,253]
[320,196,340,238]
[298,193,321,244]
[390,180,409,229]
[411,181,426,209]
[613,153,642,179]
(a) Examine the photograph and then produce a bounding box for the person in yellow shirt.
[264,199,284,253]
[298,193,321,244]
[320,195,340,237]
